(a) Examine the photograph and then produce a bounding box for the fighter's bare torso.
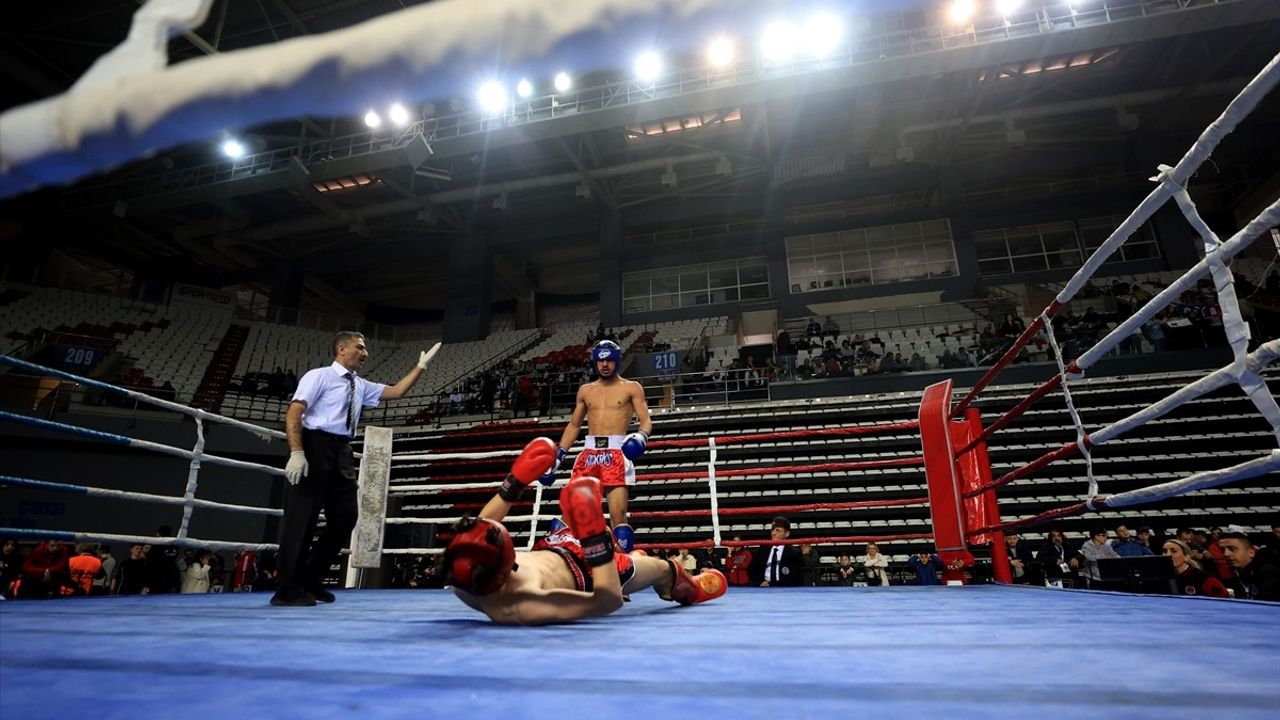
[580,377,642,436]
[452,550,577,623]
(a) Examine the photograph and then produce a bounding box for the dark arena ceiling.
[2,0,1278,317]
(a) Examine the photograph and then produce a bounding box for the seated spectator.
[19,539,70,599]
[1177,528,1219,578]
[822,316,840,336]
[1078,528,1120,588]
[805,319,822,338]
[726,537,752,586]
[1038,529,1081,586]
[835,554,857,586]
[676,547,698,574]
[861,543,890,586]
[110,544,148,596]
[1005,532,1037,584]
[0,539,23,598]
[181,550,212,594]
[67,544,103,597]
[1112,524,1153,557]
[1162,539,1229,598]
[908,351,926,372]
[1219,531,1280,601]
[908,551,944,585]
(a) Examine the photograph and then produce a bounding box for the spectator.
[861,543,890,587]
[0,539,21,598]
[800,544,822,586]
[1112,524,1153,557]
[908,552,944,586]
[232,551,257,592]
[1162,539,1229,598]
[1177,528,1219,578]
[93,545,116,595]
[749,517,804,587]
[1136,526,1156,553]
[1006,533,1037,585]
[1038,529,1081,586]
[67,544,103,596]
[726,537,752,587]
[836,555,857,586]
[110,544,148,596]
[181,550,212,593]
[822,316,840,336]
[697,546,725,573]
[676,547,698,574]
[1219,532,1280,601]
[145,526,181,594]
[805,319,822,339]
[1078,528,1120,588]
[19,539,71,599]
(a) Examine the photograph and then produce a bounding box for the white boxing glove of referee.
[418,341,442,369]
[285,451,309,485]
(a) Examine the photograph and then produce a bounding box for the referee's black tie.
[345,372,356,435]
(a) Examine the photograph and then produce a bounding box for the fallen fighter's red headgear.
[444,517,516,596]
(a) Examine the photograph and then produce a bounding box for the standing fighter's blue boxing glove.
[621,430,649,460]
[537,446,568,487]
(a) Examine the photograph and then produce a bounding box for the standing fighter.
[541,339,652,553]
[275,332,440,607]
[444,438,725,625]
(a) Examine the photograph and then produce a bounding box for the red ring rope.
[630,496,929,519]
[637,532,933,551]
[651,420,920,448]
[636,456,923,481]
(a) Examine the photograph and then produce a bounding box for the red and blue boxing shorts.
[571,435,636,488]
[533,526,636,592]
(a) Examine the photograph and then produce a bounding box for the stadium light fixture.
[634,51,662,82]
[387,103,410,126]
[554,72,572,92]
[221,139,245,159]
[477,81,508,115]
[996,0,1025,15]
[947,0,977,24]
[760,21,799,63]
[364,109,382,128]
[805,12,844,57]
[706,36,736,68]
[516,79,534,98]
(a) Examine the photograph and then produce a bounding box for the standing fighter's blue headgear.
[591,340,622,363]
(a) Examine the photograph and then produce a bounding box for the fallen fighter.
[442,437,726,625]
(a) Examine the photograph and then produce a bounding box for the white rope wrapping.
[1039,313,1097,499]
[707,437,721,548]
[1103,451,1280,509]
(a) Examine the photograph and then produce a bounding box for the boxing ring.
[3,0,1280,717]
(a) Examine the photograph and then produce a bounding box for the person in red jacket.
[940,550,975,585]
[726,536,752,586]
[20,539,71,599]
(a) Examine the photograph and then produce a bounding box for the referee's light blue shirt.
[291,362,386,437]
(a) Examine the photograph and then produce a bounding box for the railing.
[60,0,1239,205]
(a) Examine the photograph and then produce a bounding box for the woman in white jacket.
[861,543,890,586]
[181,551,211,594]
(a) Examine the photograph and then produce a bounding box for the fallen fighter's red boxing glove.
[561,475,613,566]
[498,437,558,502]
[663,561,727,606]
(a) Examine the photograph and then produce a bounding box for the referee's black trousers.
[277,429,358,590]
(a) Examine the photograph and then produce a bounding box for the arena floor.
[2,585,1277,719]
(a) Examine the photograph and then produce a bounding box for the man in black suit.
[749,517,804,587]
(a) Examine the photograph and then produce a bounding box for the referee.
[273,331,440,607]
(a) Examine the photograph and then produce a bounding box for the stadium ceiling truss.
[2,0,1279,311]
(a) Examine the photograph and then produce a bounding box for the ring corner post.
[919,380,967,561]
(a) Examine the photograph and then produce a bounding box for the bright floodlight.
[948,0,977,23]
[706,36,736,68]
[387,103,410,126]
[634,51,662,82]
[221,139,244,159]
[364,110,382,128]
[477,81,508,114]
[760,21,799,63]
[805,13,844,57]
[554,72,572,92]
[996,0,1024,15]
[516,79,534,98]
